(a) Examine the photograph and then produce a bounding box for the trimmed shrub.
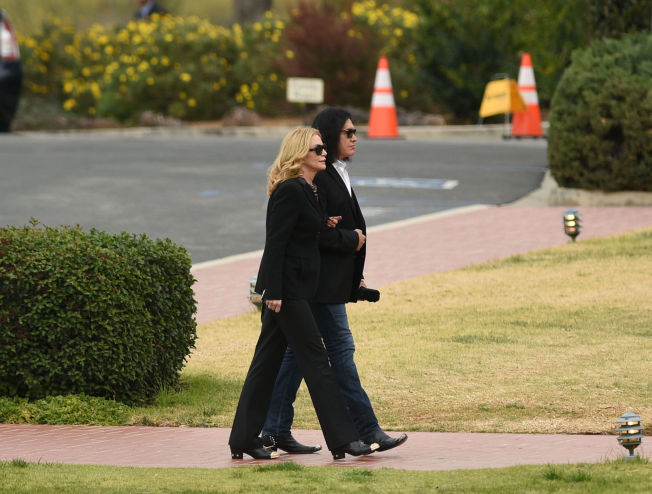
[0,221,197,405]
[548,33,652,191]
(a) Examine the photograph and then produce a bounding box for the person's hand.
[354,229,366,251]
[327,216,342,228]
[266,299,282,312]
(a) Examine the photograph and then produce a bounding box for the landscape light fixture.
[249,276,262,309]
[563,209,581,242]
[617,412,643,460]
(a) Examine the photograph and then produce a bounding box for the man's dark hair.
[311,108,353,166]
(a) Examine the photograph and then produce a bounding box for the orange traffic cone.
[367,56,399,138]
[511,53,544,138]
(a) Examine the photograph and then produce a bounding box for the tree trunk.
[233,0,273,24]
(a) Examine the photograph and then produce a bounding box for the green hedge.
[548,33,652,191]
[0,221,197,404]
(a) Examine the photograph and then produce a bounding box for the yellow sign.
[478,79,526,118]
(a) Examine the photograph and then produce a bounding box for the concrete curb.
[513,170,652,207]
[16,123,526,140]
[189,123,546,140]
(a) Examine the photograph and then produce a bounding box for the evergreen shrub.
[0,221,197,404]
[548,33,652,191]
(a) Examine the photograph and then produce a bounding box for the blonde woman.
[229,128,378,460]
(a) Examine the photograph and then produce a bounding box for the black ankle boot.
[332,440,379,460]
[362,430,408,452]
[262,433,322,454]
[230,446,279,460]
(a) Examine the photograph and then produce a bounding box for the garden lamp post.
[617,412,643,460]
[563,209,581,242]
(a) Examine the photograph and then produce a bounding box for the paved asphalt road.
[0,133,548,263]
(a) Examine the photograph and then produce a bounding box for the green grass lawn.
[1,458,650,494]
[129,227,651,435]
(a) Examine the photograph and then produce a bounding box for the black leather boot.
[332,440,379,460]
[262,433,322,454]
[362,430,408,452]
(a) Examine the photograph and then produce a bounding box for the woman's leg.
[229,307,288,451]
[276,299,358,452]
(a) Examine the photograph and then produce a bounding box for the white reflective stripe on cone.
[374,69,393,89]
[518,68,536,86]
[371,92,396,107]
[520,90,539,105]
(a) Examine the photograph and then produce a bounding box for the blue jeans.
[262,302,380,438]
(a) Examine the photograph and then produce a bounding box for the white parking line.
[350,177,459,190]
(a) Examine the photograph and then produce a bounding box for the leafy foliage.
[583,0,652,40]
[281,1,377,109]
[548,33,652,191]
[15,1,651,124]
[413,0,588,121]
[0,221,197,404]
[17,2,424,122]
[19,13,285,122]
[280,1,424,110]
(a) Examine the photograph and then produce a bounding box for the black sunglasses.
[341,128,357,138]
[309,144,327,156]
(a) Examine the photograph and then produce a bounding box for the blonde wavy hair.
[267,127,321,196]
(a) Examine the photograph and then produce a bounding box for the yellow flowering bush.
[19,13,284,122]
[17,3,429,123]
[19,15,77,101]
[229,12,287,115]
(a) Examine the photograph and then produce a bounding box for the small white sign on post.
[286,77,324,104]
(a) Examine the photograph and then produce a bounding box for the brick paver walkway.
[2,425,644,470]
[2,204,651,470]
[192,205,652,324]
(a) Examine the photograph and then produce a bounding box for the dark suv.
[0,8,22,132]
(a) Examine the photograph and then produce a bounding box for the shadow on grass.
[130,373,242,427]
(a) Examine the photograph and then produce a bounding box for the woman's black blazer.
[255,178,325,301]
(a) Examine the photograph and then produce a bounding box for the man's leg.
[310,302,379,437]
[310,302,408,451]
[261,336,322,453]
[261,346,303,436]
